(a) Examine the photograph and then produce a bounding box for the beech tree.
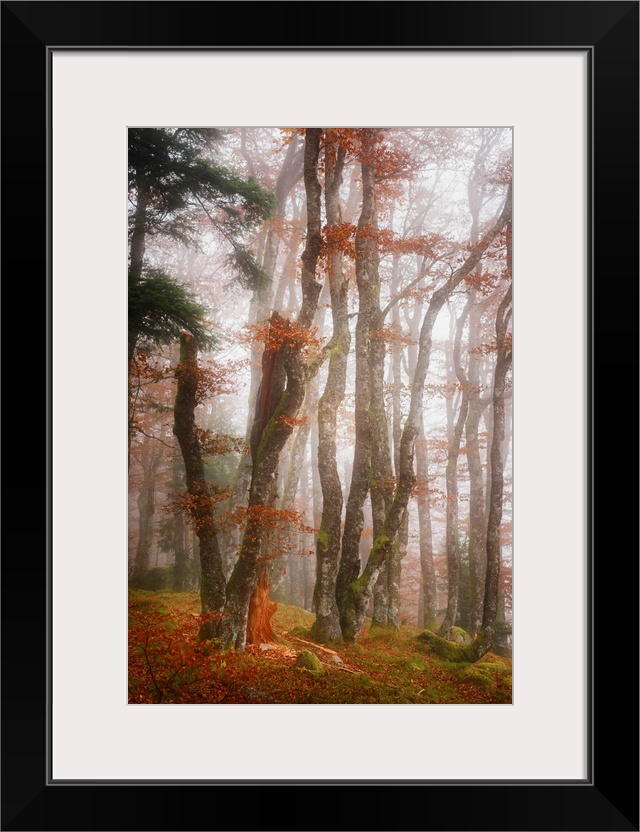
[217,128,323,650]
[309,132,349,644]
[340,182,512,644]
[128,127,513,673]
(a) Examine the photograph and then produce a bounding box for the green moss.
[415,630,478,663]
[289,625,311,637]
[295,650,325,676]
[396,657,426,673]
[494,687,512,704]
[317,524,329,550]
[451,626,471,644]
[461,666,497,693]
[475,661,508,674]
[255,391,289,467]
[364,532,390,575]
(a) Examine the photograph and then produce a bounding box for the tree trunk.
[377,254,406,628]
[475,238,512,655]
[418,224,512,664]
[439,300,471,638]
[173,332,227,641]
[128,180,148,461]
[369,300,394,628]
[299,463,315,611]
[274,405,312,592]
[465,132,493,634]
[171,450,189,592]
[246,569,278,644]
[132,444,161,587]
[416,420,438,629]
[341,184,512,643]
[336,130,379,628]
[310,138,349,644]
[466,317,489,634]
[223,138,303,571]
[219,129,323,651]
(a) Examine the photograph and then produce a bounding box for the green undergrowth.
[128,590,512,705]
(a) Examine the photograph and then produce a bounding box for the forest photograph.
[128,126,513,705]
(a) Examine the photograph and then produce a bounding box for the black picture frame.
[2,2,638,830]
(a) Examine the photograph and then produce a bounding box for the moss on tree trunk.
[173,332,226,641]
[219,129,323,651]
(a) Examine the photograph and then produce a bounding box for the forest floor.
[128,590,512,705]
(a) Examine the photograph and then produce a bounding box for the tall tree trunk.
[466,303,488,634]
[171,449,189,591]
[273,405,311,594]
[416,419,437,629]
[223,138,303,570]
[128,179,147,367]
[369,299,394,627]
[128,180,148,462]
[439,300,471,638]
[132,443,162,587]
[475,281,512,656]
[336,129,378,626]
[219,129,323,651]
[341,184,512,643]
[465,131,493,634]
[299,462,315,611]
[173,332,227,641]
[310,137,349,644]
[372,254,402,628]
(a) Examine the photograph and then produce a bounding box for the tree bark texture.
[246,569,278,645]
[336,130,378,628]
[466,302,489,634]
[272,401,312,592]
[132,444,162,586]
[439,301,471,638]
[173,332,227,641]
[416,420,438,629]
[219,129,323,651]
[341,184,512,643]
[223,138,303,570]
[310,137,349,644]
[171,450,190,591]
[475,282,512,656]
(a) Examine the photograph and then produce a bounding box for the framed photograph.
[3,2,637,830]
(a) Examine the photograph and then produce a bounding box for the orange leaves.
[175,357,244,404]
[277,127,305,147]
[131,351,174,383]
[128,598,227,704]
[320,222,441,262]
[324,128,416,181]
[275,414,308,429]
[165,484,230,532]
[195,429,247,458]
[370,323,417,351]
[242,316,320,354]
[321,221,357,259]
[229,504,315,536]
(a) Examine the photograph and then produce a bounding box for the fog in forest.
[128,127,512,704]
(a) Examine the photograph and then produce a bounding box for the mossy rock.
[415,630,477,663]
[295,650,325,676]
[289,625,311,637]
[451,626,472,645]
